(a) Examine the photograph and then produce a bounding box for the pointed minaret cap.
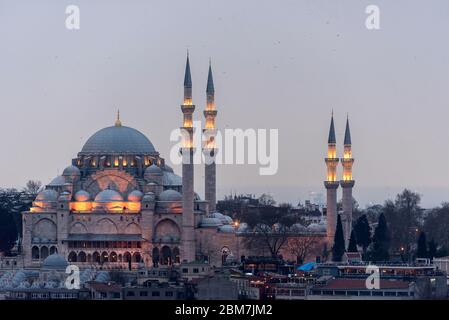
[344,115,351,145]
[328,111,336,144]
[184,51,192,88]
[115,109,122,127]
[206,59,214,94]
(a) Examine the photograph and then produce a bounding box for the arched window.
[40,246,49,259]
[172,247,180,264]
[101,251,109,263]
[68,251,77,263]
[118,254,123,262]
[123,251,131,263]
[161,246,172,265]
[110,251,118,263]
[132,252,141,263]
[221,247,230,265]
[93,251,100,263]
[78,251,87,263]
[32,246,40,260]
[152,247,160,265]
[50,246,57,255]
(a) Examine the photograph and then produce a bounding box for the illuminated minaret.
[340,115,355,246]
[203,60,218,212]
[324,112,339,247]
[180,53,196,262]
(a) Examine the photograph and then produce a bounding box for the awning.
[65,234,142,241]
[297,262,316,271]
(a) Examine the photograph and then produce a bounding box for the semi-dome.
[237,222,249,233]
[94,189,124,202]
[62,165,80,177]
[74,190,90,202]
[158,189,182,202]
[48,175,65,186]
[36,189,59,202]
[128,190,143,202]
[42,254,68,270]
[79,125,156,155]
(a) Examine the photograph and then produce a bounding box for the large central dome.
[79,125,156,155]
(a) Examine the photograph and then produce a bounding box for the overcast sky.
[0,0,448,207]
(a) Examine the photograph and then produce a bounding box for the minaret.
[340,115,355,247]
[203,60,218,212]
[324,112,339,247]
[180,53,196,262]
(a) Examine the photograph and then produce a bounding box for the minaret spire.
[328,111,336,144]
[344,115,351,146]
[183,52,192,105]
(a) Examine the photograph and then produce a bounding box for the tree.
[258,193,276,206]
[23,180,42,195]
[423,203,449,252]
[0,207,17,254]
[332,215,345,262]
[347,230,358,252]
[368,213,390,262]
[416,232,428,259]
[286,236,320,264]
[242,205,295,257]
[354,215,371,255]
[386,189,421,255]
[428,239,437,261]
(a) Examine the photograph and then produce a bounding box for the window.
[152,291,160,297]
[193,268,199,273]
[140,291,148,297]
[127,291,135,297]
[165,291,173,297]
[182,268,188,273]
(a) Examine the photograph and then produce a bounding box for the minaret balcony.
[324,181,340,189]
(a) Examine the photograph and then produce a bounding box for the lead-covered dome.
[79,126,156,155]
[42,254,68,270]
[35,189,59,202]
[94,189,124,202]
[158,189,182,202]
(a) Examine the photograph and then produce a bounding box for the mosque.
[20,55,354,270]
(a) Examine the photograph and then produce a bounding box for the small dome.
[146,164,163,175]
[74,190,90,202]
[291,223,307,232]
[94,189,124,202]
[142,192,156,202]
[42,254,68,270]
[237,222,249,233]
[62,165,80,177]
[36,189,59,202]
[218,225,236,233]
[200,217,223,227]
[158,189,182,202]
[223,215,233,224]
[128,190,143,202]
[210,212,230,224]
[48,175,65,186]
[164,165,174,173]
[307,223,326,232]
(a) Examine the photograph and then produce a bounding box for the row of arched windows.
[31,246,58,260]
[67,251,141,264]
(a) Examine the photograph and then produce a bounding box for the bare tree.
[23,180,42,195]
[286,236,320,264]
